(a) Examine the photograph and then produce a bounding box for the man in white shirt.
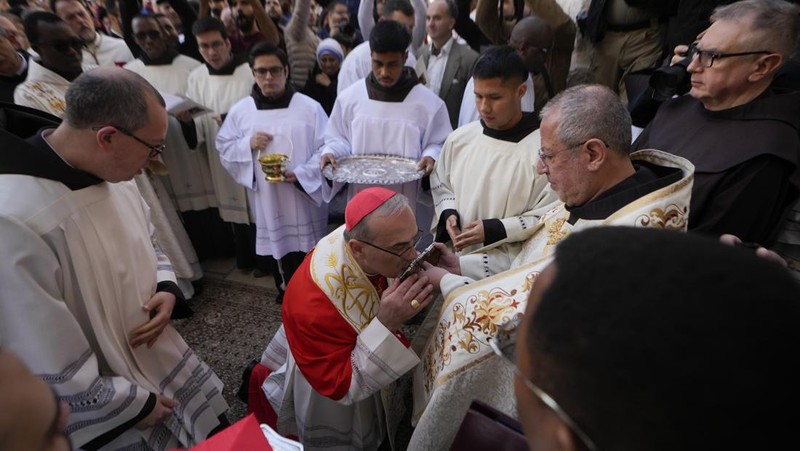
[51,0,134,67]
[415,0,478,128]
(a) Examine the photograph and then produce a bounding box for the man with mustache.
[228,0,280,54]
[51,0,134,67]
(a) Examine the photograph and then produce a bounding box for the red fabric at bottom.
[247,363,278,428]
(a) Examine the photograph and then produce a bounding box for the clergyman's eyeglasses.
[357,229,425,261]
[688,42,772,68]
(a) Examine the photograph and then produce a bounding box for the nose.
[536,159,547,174]
[686,52,702,73]
[477,99,490,115]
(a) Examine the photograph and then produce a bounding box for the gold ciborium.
[256,134,294,182]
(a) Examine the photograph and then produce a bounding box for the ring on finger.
[411,299,420,309]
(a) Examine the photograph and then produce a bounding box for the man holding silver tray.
[320,20,452,237]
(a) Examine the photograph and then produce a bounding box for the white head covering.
[316,38,344,65]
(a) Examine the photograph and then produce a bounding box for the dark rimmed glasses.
[252,66,285,77]
[357,229,424,261]
[93,126,165,158]
[688,42,773,68]
[490,328,598,451]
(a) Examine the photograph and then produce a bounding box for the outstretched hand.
[452,220,484,252]
[130,291,175,349]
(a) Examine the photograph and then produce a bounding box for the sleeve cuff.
[156,281,193,319]
[434,209,459,243]
[81,392,155,451]
[482,218,507,245]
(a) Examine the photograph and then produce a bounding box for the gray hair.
[711,0,800,60]
[63,68,165,132]
[343,194,410,242]
[540,84,632,156]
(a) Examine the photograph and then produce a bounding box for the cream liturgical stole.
[309,225,381,332]
[412,150,695,419]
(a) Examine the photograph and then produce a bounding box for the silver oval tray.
[323,154,424,185]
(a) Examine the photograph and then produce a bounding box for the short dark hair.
[326,0,347,13]
[249,42,288,68]
[527,227,800,450]
[64,68,165,131]
[104,0,119,16]
[441,0,458,19]
[472,45,528,85]
[333,31,354,52]
[369,19,410,54]
[192,15,227,40]
[50,0,91,16]
[132,13,162,30]
[381,0,414,19]
[23,11,63,45]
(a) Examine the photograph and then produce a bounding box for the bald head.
[509,16,553,73]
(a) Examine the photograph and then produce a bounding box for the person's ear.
[516,80,527,100]
[93,126,119,156]
[347,238,366,260]
[584,138,606,172]
[402,50,408,65]
[748,53,783,83]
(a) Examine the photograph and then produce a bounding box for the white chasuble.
[216,94,329,259]
[186,62,253,224]
[322,82,452,232]
[0,177,227,450]
[408,150,695,451]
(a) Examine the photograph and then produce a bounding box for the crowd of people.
[1,0,800,449]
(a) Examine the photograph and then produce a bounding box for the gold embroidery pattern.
[546,217,568,245]
[311,227,380,333]
[635,204,688,230]
[421,272,538,394]
[29,82,66,115]
[322,260,379,332]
